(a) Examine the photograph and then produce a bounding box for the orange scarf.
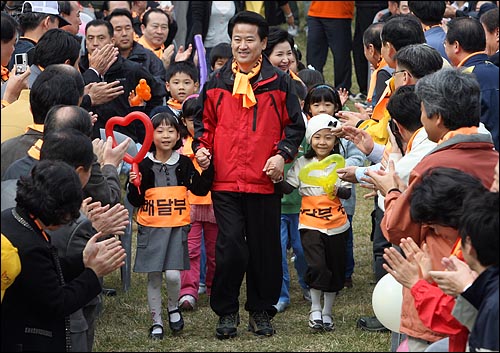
[405,127,423,154]
[1,66,9,82]
[439,126,478,144]
[167,98,182,111]
[231,56,262,108]
[27,139,43,160]
[289,69,301,82]
[138,36,164,58]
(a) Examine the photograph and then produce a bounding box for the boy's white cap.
[21,1,70,27]
[305,114,341,144]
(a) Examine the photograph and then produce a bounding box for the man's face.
[85,25,113,55]
[142,12,169,48]
[61,1,82,35]
[420,101,440,143]
[231,23,267,72]
[482,23,498,57]
[380,40,396,68]
[393,63,410,90]
[109,15,134,52]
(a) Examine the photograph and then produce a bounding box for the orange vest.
[366,58,388,103]
[300,195,347,229]
[137,186,190,227]
[358,78,393,145]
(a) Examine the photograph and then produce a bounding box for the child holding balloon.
[126,112,213,339]
[303,83,366,289]
[276,113,352,332]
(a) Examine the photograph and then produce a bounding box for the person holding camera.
[1,12,30,108]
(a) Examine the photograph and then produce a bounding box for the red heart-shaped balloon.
[105,111,154,189]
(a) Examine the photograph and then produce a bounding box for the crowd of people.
[1,1,498,352]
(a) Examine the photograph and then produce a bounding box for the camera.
[15,53,28,75]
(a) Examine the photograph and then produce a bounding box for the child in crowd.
[149,60,199,118]
[297,68,325,89]
[303,83,365,289]
[197,43,233,295]
[277,114,352,331]
[177,95,218,310]
[126,112,213,339]
[209,42,232,73]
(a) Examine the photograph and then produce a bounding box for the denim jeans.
[345,214,354,279]
[278,213,308,304]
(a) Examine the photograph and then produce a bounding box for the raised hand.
[83,231,126,277]
[88,43,119,76]
[86,80,124,106]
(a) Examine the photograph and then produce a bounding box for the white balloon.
[372,273,403,333]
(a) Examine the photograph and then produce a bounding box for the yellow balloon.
[299,154,345,198]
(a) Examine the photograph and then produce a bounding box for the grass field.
[94,186,391,352]
[93,5,393,351]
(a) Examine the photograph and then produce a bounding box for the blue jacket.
[461,53,500,151]
[459,266,499,352]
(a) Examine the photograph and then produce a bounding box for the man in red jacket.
[193,10,305,340]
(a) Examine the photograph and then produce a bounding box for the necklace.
[12,209,34,232]
[12,209,49,241]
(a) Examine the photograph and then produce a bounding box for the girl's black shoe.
[148,324,164,339]
[168,308,184,334]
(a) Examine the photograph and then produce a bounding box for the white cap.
[305,113,341,144]
[21,1,70,27]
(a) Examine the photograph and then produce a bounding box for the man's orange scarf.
[231,56,262,108]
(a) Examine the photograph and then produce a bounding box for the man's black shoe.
[216,312,239,339]
[357,316,389,332]
[248,311,275,337]
[102,288,117,296]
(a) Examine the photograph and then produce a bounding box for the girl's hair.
[150,112,183,151]
[303,83,342,117]
[179,94,201,138]
[297,68,325,91]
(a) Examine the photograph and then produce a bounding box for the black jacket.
[127,41,167,87]
[1,207,102,352]
[80,55,166,142]
[127,154,214,207]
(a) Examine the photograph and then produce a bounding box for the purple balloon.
[194,34,207,92]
